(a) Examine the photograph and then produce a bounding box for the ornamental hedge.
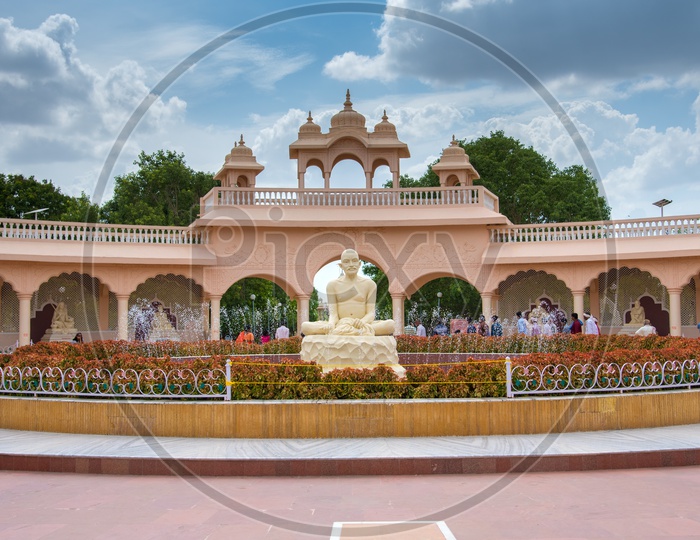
[0,335,697,399]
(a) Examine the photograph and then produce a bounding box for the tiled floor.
[2,467,700,538]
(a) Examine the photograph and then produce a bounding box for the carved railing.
[489,215,700,243]
[201,186,499,213]
[0,366,226,399]
[0,219,208,244]
[505,358,700,397]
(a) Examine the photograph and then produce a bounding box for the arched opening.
[329,158,366,189]
[220,277,295,341]
[446,174,460,187]
[406,276,481,335]
[31,272,116,343]
[0,280,19,351]
[129,274,205,342]
[372,164,392,188]
[681,273,699,336]
[498,270,573,333]
[303,164,324,189]
[596,267,669,335]
[236,175,249,187]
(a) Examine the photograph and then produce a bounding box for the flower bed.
[0,335,698,400]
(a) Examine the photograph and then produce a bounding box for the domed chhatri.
[373,109,397,134]
[432,135,480,187]
[289,90,410,189]
[214,133,264,188]
[329,89,366,130]
[299,111,322,135]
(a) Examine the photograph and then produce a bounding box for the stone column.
[391,293,405,335]
[589,278,600,318]
[365,171,373,190]
[209,296,221,341]
[116,295,130,341]
[298,170,305,189]
[481,292,494,319]
[668,287,682,337]
[492,293,501,317]
[99,283,110,331]
[323,172,331,190]
[694,276,700,328]
[18,293,32,347]
[297,295,310,333]
[572,290,585,318]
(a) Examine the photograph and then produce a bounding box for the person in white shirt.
[635,319,657,336]
[542,316,556,336]
[415,319,427,337]
[275,323,289,339]
[583,312,600,335]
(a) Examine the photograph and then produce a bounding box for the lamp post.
[437,292,442,316]
[20,208,49,220]
[250,294,256,334]
[653,198,672,217]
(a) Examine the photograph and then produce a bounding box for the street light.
[437,292,443,315]
[250,294,256,334]
[20,208,49,220]
[653,199,672,217]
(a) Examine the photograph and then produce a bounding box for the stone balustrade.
[489,215,700,243]
[201,185,499,213]
[0,219,207,244]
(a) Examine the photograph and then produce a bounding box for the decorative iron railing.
[0,366,227,399]
[490,215,700,243]
[201,186,499,213]
[505,357,700,397]
[3,359,698,400]
[0,219,208,244]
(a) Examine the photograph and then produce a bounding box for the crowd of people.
[232,310,666,342]
[412,310,608,337]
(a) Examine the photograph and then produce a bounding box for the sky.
[2,1,699,264]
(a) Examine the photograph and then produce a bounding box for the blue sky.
[2,0,699,225]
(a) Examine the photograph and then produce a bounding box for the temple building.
[0,91,698,347]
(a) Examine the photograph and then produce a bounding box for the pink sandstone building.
[1,93,699,347]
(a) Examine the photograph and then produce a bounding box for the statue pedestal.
[148,328,180,342]
[300,335,406,377]
[617,325,642,335]
[41,328,78,342]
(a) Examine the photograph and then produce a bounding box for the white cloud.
[0,15,187,196]
[323,51,395,83]
[441,0,510,13]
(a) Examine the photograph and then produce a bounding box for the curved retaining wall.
[1,391,699,439]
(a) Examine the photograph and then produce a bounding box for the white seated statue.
[42,301,78,342]
[51,301,76,331]
[149,304,180,341]
[301,249,394,337]
[627,300,645,326]
[300,249,403,376]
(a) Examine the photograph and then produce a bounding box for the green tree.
[101,150,217,226]
[370,131,611,320]
[60,192,101,223]
[462,131,610,224]
[0,173,70,220]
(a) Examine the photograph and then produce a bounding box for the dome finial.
[450,134,459,146]
[344,89,353,110]
[307,111,313,122]
[382,109,388,121]
[239,134,245,146]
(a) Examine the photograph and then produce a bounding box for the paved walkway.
[3,425,700,537]
[2,466,700,538]
[1,424,700,476]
